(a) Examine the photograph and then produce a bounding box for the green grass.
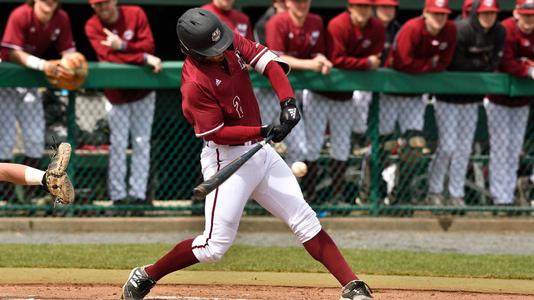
[2,244,534,280]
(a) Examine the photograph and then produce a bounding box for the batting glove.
[261,124,291,143]
[279,98,300,129]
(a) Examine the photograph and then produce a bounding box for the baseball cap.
[375,0,399,6]
[348,0,374,5]
[462,0,474,18]
[516,0,534,14]
[88,0,108,4]
[425,0,451,14]
[477,0,500,13]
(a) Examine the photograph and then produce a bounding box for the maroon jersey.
[265,12,326,59]
[0,4,75,61]
[182,33,283,139]
[327,12,385,70]
[85,5,155,104]
[386,17,456,74]
[201,3,254,41]
[488,17,534,107]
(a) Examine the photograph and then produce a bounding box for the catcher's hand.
[43,143,75,204]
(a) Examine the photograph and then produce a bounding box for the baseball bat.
[192,135,273,200]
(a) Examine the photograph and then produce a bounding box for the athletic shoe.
[122,266,156,300]
[340,280,373,300]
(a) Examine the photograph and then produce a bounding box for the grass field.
[3,244,534,280]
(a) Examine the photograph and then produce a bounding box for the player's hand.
[313,54,333,75]
[101,28,125,51]
[368,55,381,70]
[43,60,72,79]
[260,123,291,143]
[279,98,301,128]
[431,55,440,68]
[145,53,162,73]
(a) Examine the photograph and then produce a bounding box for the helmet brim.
[194,24,234,57]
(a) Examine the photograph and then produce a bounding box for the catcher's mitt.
[46,52,88,91]
[43,143,75,204]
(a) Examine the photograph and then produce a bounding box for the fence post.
[67,91,77,185]
[369,92,381,216]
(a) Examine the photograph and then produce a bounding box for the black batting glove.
[260,124,291,143]
[279,98,301,129]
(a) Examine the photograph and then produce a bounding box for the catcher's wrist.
[26,55,46,71]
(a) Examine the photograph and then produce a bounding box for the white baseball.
[291,161,308,177]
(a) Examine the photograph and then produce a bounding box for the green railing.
[1,62,533,216]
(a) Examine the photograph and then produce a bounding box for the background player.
[0,0,76,202]
[202,0,254,40]
[85,0,162,207]
[486,0,534,206]
[121,8,373,300]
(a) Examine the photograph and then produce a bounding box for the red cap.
[425,0,451,14]
[88,0,108,4]
[348,0,374,5]
[516,0,534,14]
[462,0,474,18]
[477,0,500,13]
[375,0,399,6]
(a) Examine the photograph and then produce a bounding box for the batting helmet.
[176,8,234,58]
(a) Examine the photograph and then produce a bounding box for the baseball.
[291,161,308,177]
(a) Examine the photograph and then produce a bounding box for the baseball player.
[254,0,287,45]
[429,0,505,207]
[323,0,385,202]
[0,143,74,204]
[381,0,456,204]
[85,0,162,206]
[486,0,534,206]
[462,0,475,19]
[201,0,254,40]
[0,0,76,202]
[121,8,373,300]
[265,0,332,191]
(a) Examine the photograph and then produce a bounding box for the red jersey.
[201,3,254,41]
[182,33,283,140]
[85,5,155,104]
[488,17,534,107]
[265,12,326,59]
[327,12,385,70]
[0,4,75,61]
[386,17,456,74]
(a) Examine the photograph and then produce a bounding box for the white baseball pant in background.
[485,100,529,204]
[428,101,479,198]
[303,90,353,161]
[379,94,425,135]
[0,88,45,159]
[352,90,372,135]
[254,87,307,164]
[192,142,322,262]
[106,92,156,201]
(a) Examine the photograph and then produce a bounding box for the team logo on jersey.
[310,31,320,46]
[431,39,439,46]
[30,27,36,33]
[522,39,531,48]
[362,39,371,48]
[439,42,448,50]
[212,28,221,42]
[289,32,294,39]
[237,24,248,38]
[215,79,222,86]
[123,30,134,41]
[233,96,244,119]
[50,28,61,41]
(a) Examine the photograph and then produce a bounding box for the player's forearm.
[264,61,294,102]
[279,55,314,71]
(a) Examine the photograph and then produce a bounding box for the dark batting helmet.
[176,8,234,59]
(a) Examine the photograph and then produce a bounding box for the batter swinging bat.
[192,135,274,200]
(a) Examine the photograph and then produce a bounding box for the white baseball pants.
[379,94,425,135]
[352,90,372,134]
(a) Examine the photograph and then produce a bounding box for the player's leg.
[254,87,279,126]
[448,103,478,205]
[128,92,156,202]
[351,90,371,152]
[124,145,268,299]
[284,90,307,164]
[251,145,372,299]
[0,89,19,202]
[106,100,130,203]
[427,101,457,200]
[503,106,529,204]
[328,98,353,202]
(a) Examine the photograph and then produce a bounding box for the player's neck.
[102,8,120,25]
[34,6,54,24]
[288,12,306,27]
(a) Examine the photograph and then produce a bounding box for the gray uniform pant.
[379,94,425,135]
[106,92,155,201]
[0,88,44,159]
[485,100,529,204]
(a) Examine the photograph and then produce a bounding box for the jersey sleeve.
[1,8,28,51]
[181,82,225,138]
[234,33,289,74]
[265,15,286,54]
[391,23,434,73]
[55,10,76,54]
[327,18,370,70]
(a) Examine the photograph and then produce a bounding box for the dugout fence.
[1,62,534,216]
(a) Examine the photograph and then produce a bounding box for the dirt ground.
[0,284,532,300]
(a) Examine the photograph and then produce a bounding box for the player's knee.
[289,205,322,244]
